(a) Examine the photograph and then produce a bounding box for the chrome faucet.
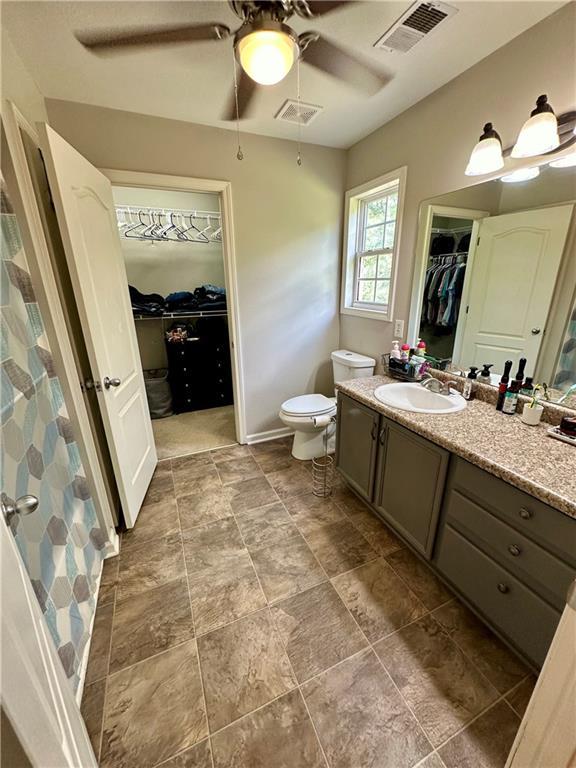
[420,375,457,396]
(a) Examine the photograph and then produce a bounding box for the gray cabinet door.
[374,419,448,558]
[336,393,380,501]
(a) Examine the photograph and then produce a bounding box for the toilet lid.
[281,394,336,417]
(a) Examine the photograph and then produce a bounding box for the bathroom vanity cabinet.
[335,391,576,668]
[336,393,448,557]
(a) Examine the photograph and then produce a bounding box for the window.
[341,168,406,321]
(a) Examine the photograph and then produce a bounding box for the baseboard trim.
[246,427,294,445]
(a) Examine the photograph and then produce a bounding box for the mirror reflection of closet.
[419,215,474,365]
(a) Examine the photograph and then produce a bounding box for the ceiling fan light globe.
[238,30,295,85]
[465,137,504,176]
[511,111,560,158]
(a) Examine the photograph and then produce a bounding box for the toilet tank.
[331,349,376,384]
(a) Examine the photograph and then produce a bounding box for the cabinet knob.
[508,544,521,557]
[518,507,532,520]
[379,428,386,446]
[370,423,377,441]
[497,582,509,594]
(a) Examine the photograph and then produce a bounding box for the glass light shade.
[501,166,540,183]
[465,137,504,176]
[237,30,295,85]
[549,152,576,168]
[511,111,560,158]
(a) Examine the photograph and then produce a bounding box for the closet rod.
[116,205,221,220]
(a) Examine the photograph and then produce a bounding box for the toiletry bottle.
[502,378,521,414]
[391,341,401,360]
[520,376,534,396]
[478,364,493,384]
[416,338,427,357]
[462,367,478,401]
[400,343,410,361]
[503,358,527,415]
[496,361,513,411]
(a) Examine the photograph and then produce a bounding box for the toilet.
[279,349,376,460]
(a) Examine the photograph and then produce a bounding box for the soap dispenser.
[462,366,478,401]
[478,364,493,384]
[391,341,401,360]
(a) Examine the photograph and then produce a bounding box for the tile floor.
[81,438,536,768]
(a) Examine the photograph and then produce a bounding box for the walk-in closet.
[112,186,235,459]
[419,215,474,365]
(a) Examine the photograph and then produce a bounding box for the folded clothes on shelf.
[130,284,227,315]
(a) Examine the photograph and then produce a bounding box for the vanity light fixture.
[512,95,560,158]
[465,122,504,176]
[549,152,576,168]
[465,96,575,176]
[500,166,540,183]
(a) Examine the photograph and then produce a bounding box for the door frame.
[407,204,489,348]
[2,100,119,553]
[102,169,247,444]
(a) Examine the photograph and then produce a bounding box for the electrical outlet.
[393,319,404,338]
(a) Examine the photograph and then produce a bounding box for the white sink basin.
[374,382,467,414]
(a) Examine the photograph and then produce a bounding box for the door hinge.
[477,236,480,246]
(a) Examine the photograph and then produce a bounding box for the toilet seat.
[280,394,336,417]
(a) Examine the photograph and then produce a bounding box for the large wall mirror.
[409,163,576,410]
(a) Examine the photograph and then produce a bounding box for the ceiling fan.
[76,0,389,121]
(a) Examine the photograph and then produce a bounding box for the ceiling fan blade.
[76,23,231,53]
[294,1,353,18]
[300,33,389,94]
[223,69,258,121]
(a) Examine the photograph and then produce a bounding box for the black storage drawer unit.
[436,525,561,668]
[166,321,233,413]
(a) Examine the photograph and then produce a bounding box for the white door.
[1,514,97,767]
[38,124,156,527]
[458,205,573,374]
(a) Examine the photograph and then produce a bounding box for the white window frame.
[340,167,407,322]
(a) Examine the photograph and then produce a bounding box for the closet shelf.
[133,310,228,320]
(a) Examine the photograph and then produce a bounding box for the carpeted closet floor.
[152,405,237,459]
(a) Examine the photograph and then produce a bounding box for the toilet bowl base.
[291,429,336,461]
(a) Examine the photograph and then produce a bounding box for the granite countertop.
[337,375,576,520]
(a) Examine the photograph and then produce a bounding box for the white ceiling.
[2,1,563,148]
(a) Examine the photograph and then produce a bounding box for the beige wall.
[342,3,576,365]
[46,99,347,436]
[1,28,47,123]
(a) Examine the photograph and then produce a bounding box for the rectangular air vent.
[275,99,323,125]
[374,1,458,54]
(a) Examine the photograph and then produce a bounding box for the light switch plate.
[393,319,404,337]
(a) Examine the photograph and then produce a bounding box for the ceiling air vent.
[275,99,323,125]
[374,1,458,54]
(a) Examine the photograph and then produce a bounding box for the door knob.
[531,328,541,335]
[2,493,39,524]
[103,376,121,389]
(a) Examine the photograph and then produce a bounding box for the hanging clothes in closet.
[422,253,468,328]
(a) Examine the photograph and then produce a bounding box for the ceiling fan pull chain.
[231,46,244,160]
[296,54,302,166]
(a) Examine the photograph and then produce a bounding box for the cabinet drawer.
[446,490,575,611]
[450,458,576,565]
[436,525,560,668]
